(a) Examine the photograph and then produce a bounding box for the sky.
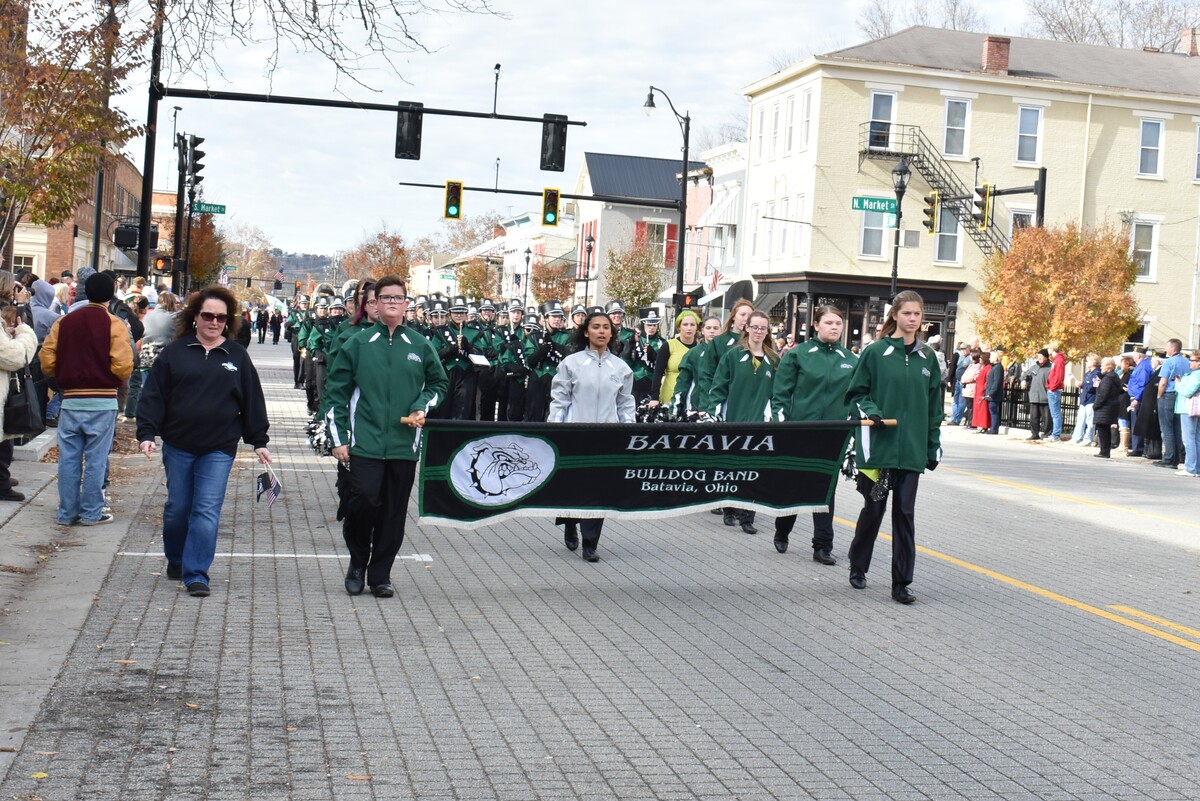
[115,0,1030,258]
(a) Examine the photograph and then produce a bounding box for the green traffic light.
[448,205,459,217]
[545,212,556,224]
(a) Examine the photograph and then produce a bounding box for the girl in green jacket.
[770,305,857,562]
[694,299,754,413]
[845,291,942,605]
[708,310,779,534]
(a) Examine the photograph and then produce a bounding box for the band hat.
[639,307,661,324]
[415,295,428,308]
[571,304,586,316]
[509,298,522,309]
[546,300,565,317]
[450,295,468,312]
[587,306,605,316]
[330,297,346,310]
[314,296,330,307]
[525,305,538,318]
[606,299,625,314]
[429,300,449,314]
[480,298,496,311]
[523,313,542,328]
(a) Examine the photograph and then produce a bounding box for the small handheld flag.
[255,465,282,507]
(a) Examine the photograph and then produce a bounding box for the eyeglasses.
[747,325,769,333]
[377,296,406,304]
[199,312,228,323]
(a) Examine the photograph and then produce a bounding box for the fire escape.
[859,123,1010,258]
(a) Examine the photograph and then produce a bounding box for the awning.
[754,292,787,315]
[696,185,740,229]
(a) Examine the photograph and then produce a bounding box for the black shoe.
[1094,453,1109,458]
[582,548,599,563]
[166,563,182,580]
[0,488,24,502]
[773,537,788,554]
[371,583,395,598]
[892,586,916,604]
[710,508,724,515]
[1127,450,1143,457]
[849,569,866,590]
[740,522,757,535]
[8,478,17,487]
[187,582,210,597]
[563,522,579,551]
[723,512,736,526]
[1155,460,1179,468]
[813,548,837,565]
[344,565,365,595]
[45,418,57,428]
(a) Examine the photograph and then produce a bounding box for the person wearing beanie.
[650,309,702,407]
[39,270,133,526]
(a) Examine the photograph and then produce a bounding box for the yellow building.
[742,26,1200,350]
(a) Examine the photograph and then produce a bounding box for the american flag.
[274,269,285,283]
[255,469,282,507]
[708,269,724,293]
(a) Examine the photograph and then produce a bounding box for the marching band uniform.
[500,309,534,421]
[285,296,309,388]
[525,302,568,422]
[630,306,665,403]
[469,299,504,422]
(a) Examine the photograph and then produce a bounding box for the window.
[1139,119,1163,177]
[780,197,789,254]
[944,99,969,157]
[644,222,667,265]
[750,204,759,256]
[860,206,888,258]
[1129,221,1157,279]
[785,95,795,152]
[801,89,813,150]
[1010,210,1034,237]
[868,92,895,150]
[1123,324,1147,353]
[935,208,960,263]
[1016,106,1042,163]
[12,255,34,272]
[794,194,805,255]
[754,108,765,162]
[769,103,780,159]
[1195,125,1200,180]
[765,201,775,255]
[726,226,737,267]
[713,227,725,268]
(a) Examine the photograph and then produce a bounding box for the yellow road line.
[939,465,1200,530]
[832,516,1200,654]
[1108,606,1200,641]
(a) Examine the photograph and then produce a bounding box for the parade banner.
[416,420,857,529]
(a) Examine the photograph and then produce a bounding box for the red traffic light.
[153,255,172,273]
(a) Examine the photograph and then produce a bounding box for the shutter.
[664,223,678,267]
[634,220,647,247]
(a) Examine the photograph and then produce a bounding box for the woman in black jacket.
[1091,357,1123,459]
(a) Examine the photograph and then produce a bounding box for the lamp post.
[523,246,532,309]
[889,158,911,298]
[583,233,595,305]
[643,86,690,296]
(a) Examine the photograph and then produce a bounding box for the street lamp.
[583,233,595,305]
[523,246,532,309]
[643,86,690,296]
[890,158,911,298]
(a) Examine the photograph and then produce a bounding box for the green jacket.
[772,340,858,421]
[317,319,374,418]
[694,331,741,413]
[431,324,473,372]
[846,335,942,473]
[708,347,777,421]
[325,322,448,460]
[670,341,708,415]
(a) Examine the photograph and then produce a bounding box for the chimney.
[982,35,1011,74]
[1182,27,1200,57]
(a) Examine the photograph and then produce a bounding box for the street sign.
[193,202,226,214]
[440,273,455,281]
[851,196,898,214]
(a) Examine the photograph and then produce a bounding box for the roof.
[824,26,1200,99]
[583,152,706,201]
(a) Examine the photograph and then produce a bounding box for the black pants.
[562,518,604,550]
[291,341,303,385]
[272,327,281,344]
[525,374,551,422]
[438,368,477,420]
[257,326,267,344]
[0,439,13,492]
[477,369,499,422]
[1029,403,1048,438]
[774,495,836,550]
[848,471,919,588]
[311,356,327,412]
[1097,421,1114,457]
[303,355,318,411]
[632,376,652,405]
[496,374,510,421]
[342,456,417,587]
[724,507,755,525]
[506,376,527,421]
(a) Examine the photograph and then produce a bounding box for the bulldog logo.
[449,434,556,507]
[468,443,541,497]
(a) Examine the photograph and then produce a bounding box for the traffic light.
[444,180,463,220]
[672,292,699,308]
[921,191,939,234]
[972,184,992,230]
[113,223,139,249]
[395,101,423,160]
[153,255,172,274]
[188,135,206,186]
[540,114,568,172]
[541,188,560,226]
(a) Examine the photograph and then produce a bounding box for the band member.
[605,300,635,358]
[695,299,753,413]
[650,309,701,407]
[670,315,723,417]
[569,303,586,331]
[285,295,309,388]
[471,298,504,421]
[502,311,539,421]
[630,306,665,402]
[770,305,857,561]
[495,305,511,420]
[525,301,568,421]
[846,290,942,605]
[708,310,778,535]
[301,297,330,413]
[548,308,636,562]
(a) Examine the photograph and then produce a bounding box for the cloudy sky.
[116,0,1029,258]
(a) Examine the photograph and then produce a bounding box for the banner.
[417,420,856,529]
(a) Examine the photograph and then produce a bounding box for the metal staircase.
[859,123,1010,258]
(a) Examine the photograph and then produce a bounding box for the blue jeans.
[1070,403,1095,443]
[46,391,62,421]
[950,383,965,424]
[1048,389,1063,438]
[1181,412,1200,475]
[1159,394,1182,463]
[161,443,235,587]
[988,399,1001,434]
[56,408,116,524]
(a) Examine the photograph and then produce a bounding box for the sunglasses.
[199,312,228,323]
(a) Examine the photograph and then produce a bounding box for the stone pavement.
[1,339,1199,800]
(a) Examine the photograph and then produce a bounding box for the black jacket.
[1092,371,1124,427]
[137,335,269,456]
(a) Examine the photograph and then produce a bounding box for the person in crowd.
[1069,353,1101,445]
[948,343,971,425]
[1126,348,1152,456]
[1022,350,1052,440]
[324,276,447,598]
[708,310,779,535]
[1116,354,1135,452]
[1157,338,1189,469]
[269,308,283,344]
[136,286,271,598]
[845,290,942,605]
[959,350,980,429]
[1132,356,1163,460]
[40,272,133,526]
[0,297,38,502]
[235,303,253,349]
[29,279,60,343]
[1173,350,1200,477]
[984,349,1007,435]
[1046,341,1067,440]
[133,292,179,424]
[695,300,754,416]
[650,309,701,407]
[51,282,71,315]
[770,305,856,561]
[256,303,269,344]
[971,350,992,433]
[668,315,722,418]
[548,308,636,562]
[1091,357,1124,459]
[121,295,151,423]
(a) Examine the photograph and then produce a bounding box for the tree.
[975,223,1142,360]
[222,222,276,280]
[457,256,500,301]
[857,0,987,39]
[409,212,506,265]
[1025,0,1200,50]
[602,238,669,313]
[186,211,225,287]
[529,257,574,305]
[341,226,410,281]
[0,0,147,262]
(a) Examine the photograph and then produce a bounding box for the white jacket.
[548,347,636,423]
[0,323,38,441]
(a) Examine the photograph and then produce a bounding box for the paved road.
[1,339,1198,800]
